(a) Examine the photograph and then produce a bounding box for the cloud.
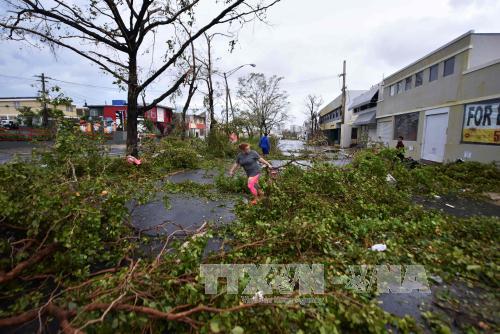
[448,0,498,8]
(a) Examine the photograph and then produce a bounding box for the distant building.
[187,112,207,138]
[174,110,207,138]
[75,106,88,117]
[0,96,78,122]
[319,90,366,147]
[377,31,500,162]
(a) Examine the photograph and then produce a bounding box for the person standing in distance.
[396,136,405,161]
[259,132,271,157]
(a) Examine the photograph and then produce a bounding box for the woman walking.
[229,143,272,204]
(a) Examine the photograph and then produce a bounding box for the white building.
[319,90,366,147]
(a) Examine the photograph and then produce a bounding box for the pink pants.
[247,174,260,196]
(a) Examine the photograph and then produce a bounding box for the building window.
[415,71,423,87]
[390,85,396,96]
[443,56,455,77]
[405,77,412,91]
[429,64,438,82]
[396,81,403,94]
[394,112,419,141]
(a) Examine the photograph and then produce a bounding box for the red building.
[87,102,174,133]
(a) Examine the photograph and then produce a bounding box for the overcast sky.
[1,0,500,126]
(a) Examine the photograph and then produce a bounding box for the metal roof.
[350,85,380,110]
[319,90,367,116]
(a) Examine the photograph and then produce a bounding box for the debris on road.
[371,244,387,252]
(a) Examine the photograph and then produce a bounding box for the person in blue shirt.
[258,132,270,156]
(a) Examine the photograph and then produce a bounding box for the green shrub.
[206,125,238,158]
[215,173,248,194]
[142,137,201,170]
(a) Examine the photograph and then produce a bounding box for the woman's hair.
[238,143,250,150]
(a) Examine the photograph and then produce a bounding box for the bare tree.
[233,109,259,137]
[304,94,323,139]
[197,33,218,130]
[237,73,288,136]
[1,0,280,156]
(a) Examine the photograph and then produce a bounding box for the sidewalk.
[0,141,127,163]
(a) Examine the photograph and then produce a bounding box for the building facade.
[319,90,366,147]
[0,96,78,122]
[87,101,173,134]
[178,111,207,138]
[377,31,500,163]
[186,112,206,138]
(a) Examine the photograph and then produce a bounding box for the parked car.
[1,120,19,129]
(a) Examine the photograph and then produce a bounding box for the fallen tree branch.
[0,243,57,285]
[0,303,79,334]
[82,301,265,321]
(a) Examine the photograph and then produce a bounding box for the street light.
[222,63,256,124]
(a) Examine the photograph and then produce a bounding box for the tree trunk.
[126,54,139,157]
[181,111,187,140]
[206,38,216,130]
[42,108,49,128]
[208,89,216,130]
[309,113,314,138]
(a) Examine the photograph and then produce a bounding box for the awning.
[352,110,376,126]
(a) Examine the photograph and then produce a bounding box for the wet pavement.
[128,167,236,257]
[378,290,433,325]
[414,195,500,217]
[377,279,500,332]
[129,193,235,237]
[168,169,219,185]
[277,139,306,155]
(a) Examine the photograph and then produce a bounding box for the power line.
[0,73,178,95]
[282,75,339,86]
[0,74,34,81]
[49,78,123,91]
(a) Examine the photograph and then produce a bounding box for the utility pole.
[221,64,256,127]
[228,85,235,120]
[34,73,50,127]
[224,72,229,125]
[340,60,346,124]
